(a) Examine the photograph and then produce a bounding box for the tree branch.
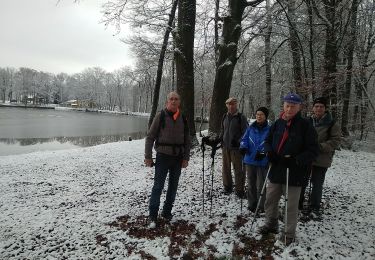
[246,0,265,7]
[310,0,332,27]
[367,59,375,67]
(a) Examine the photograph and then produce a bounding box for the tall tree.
[208,0,263,135]
[287,0,303,95]
[175,0,197,142]
[311,0,347,116]
[148,0,178,128]
[352,0,375,138]
[265,0,273,110]
[341,0,360,136]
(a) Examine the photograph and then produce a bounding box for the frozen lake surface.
[0,107,148,155]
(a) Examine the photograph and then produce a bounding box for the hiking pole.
[249,163,272,233]
[306,166,313,209]
[301,167,312,216]
[240,161,244,215]
[284,166,289,245]
[209,152,215,217]
[209,143,220,217]
[201,140,206,214]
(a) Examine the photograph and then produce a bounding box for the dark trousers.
[299,166,327,210]
[245,165,267,210]
[149,153,182,220]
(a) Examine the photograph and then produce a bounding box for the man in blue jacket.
[258,93,319,245]
[240,107,270,212]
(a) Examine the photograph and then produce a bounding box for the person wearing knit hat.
[299,96,341,221]
[313,97,328,107]
[256,107,269,119]
[240,107,270,212]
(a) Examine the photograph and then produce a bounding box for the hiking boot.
[257,222,279,235]
[310,209,322,221]
[248,206,256,213]
[223,187,233,195]
[235,191,246,199]
[278,233,295,246]
[299,212,310,222]
[148,217,157,229]
[161,212,173,221]
[148,221,156,229]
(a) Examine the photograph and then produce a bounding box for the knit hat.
[313,96,328,107]
[283,93,303,104]
[256,107,269,119]
[225,97,237,104]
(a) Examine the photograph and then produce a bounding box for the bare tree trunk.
[208,0,263,135]
[322,0,338,117]
[214,0,220,63]
[306,0,316,97]
[352,80,361,132]
[265,0,272,112]
[175,0,197,143]
[341,0,359,136]
[287,0,303,96]
[148,0,178,128]
[359,69,369,140]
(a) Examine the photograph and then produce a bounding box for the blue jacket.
[240,121,270,167]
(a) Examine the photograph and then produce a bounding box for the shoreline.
[0,103,150,117]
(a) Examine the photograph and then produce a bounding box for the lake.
[0,107,149,156]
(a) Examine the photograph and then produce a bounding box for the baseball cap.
[283,93,303,104]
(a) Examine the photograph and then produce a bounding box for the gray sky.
[0,0,133,74]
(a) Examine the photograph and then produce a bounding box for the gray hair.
[167,91,180,100]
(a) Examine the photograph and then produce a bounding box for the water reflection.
[0,131,148,148]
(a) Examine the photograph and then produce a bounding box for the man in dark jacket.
[299,97,341,218]
[258,93,319,245]
[220,97,248,197]
[145,91,191,228]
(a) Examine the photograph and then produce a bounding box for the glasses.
[169,97,179,101]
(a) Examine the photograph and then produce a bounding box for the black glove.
[254,151,266,161]
[202,136,221,148]
[202,136,210,145]
[239,148,247,156]
[231,139,240,148]
[267,151,279,163]
[213,137,222,146]
[279,156,295,168]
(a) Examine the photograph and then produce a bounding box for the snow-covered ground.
[0,139,374,259]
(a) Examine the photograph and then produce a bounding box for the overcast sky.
[0,0,133,74]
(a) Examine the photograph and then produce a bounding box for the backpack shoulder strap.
[221,113,227,130]
[156,110,165,145]
[237,112,242,124]
[237,112,243,134]
[181,113,188,143]
[327,120,335,138]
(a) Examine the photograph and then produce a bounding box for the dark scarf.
[312,112,333,127]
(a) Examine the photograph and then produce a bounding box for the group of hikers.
[144,91,341,246]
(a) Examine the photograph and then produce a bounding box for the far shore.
[0,102,150,117]
[0,103,209,122]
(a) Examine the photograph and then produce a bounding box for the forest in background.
[1,0,375,140]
